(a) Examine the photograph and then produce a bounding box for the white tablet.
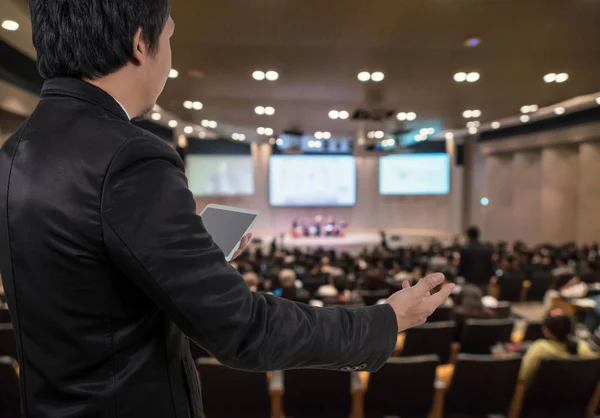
[199,204,259,261]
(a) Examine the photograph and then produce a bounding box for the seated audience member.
[452,284,496,341]
[278,268,309,301]
[429,251,448,269]
[243,271,259,292]
[519,309,596,382]
[552,256,575,277]
[361,268,388,291]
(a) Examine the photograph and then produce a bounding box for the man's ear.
[131,27,146,66]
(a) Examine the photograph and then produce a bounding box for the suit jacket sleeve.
[100,136,398,372]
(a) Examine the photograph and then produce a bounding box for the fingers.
[423,283,455,311]
[402,280,410,289]
[414,273,445,296]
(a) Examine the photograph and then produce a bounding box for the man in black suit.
[458,226,495,291]
[0,2,453,417]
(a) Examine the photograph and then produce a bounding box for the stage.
[252,230,450,254]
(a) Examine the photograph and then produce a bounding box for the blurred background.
[2,0,600,417]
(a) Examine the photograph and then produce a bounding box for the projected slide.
[379,153,450,195]
[186,155,255,196]
[270,155,356,206]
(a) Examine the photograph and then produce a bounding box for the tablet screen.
[200,207,258,257]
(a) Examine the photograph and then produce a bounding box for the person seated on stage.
[324,217,336,236]
[451,284,496,341]
[313,215,323,237]
[519,309,596,383]
[337,219,348,237]
[243,271,259,292]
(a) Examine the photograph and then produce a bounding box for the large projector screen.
[186,155,255,196]
[379,153,450,195]
[269,155,356,207]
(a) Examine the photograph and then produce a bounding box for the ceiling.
[5,0,600,140]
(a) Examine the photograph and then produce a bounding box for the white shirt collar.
[113,97,131,120]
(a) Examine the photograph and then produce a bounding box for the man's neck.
[84,74,139,119]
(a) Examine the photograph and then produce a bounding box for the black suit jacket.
[458,241,495,285]
[0,78,397,418]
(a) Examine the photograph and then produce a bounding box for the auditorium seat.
[364,355,439,418]
[0,356,20,418]
[460,319,515,354]
[426,305,452,323]
[522,321,544,342]
[518,357,600,418]
[0,308,10,323]
[196,358,271,418]
[0,324,17,360]
[359,289,390,306]
[283,369,351,418]
[400,321,455,364]
[300,276,326,295]
[491,301,512,319]
[498,273,527,302]
[444,354,521,417]
[525,272,555,302]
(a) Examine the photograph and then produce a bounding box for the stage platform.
[252,230,449,254]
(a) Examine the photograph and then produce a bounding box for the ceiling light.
[596,97,600,105]
[265,71,279,81]
[375,131,384,139]
[169,69,179,79]
[454,72,467,82]
[468,127,478,135]
[406,112,417,121]
[529,104,539,112]
[322,132,331,139]
[555,73,569,83]
[491,121,501,129]
[420,128,429,135]
[358,71,371,82]
[415,134,426,142]
[184,126,194,134]
[371,72,385,82]
[520,115,530,123]
[269,138,276,145]
[264,106,275,115]
[554,107,565,115]
[240,134,246,141]
[209,121,218,129]
[466,72,480,82]
[255,106,265,115]
[264,128,274,136]
[367,131,375,139]
[397,112,407,121]
[183,101,193,109]
[168,120,178,128]
[544,73,557,83]
[199,132,206,139]
[466,121,480,128]
[315,131,324,139]
[257,127,265,135]
[232,133,239,140]
[464,36,481,48]
[520,105,530,113]
[1,20,19,31]
[252,70,266,81]
[201,120,210,127]
[462,110,473,118]
[276,138,284,146]
[151,112,161,121]
[445,132,454,140]
[472,109,482,118]
[329,110,340,119]
[192,101,203,110]
[308,140,315,148]
[339,110,349,120]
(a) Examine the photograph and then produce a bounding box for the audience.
[458,226,494,292]
[519,309,596,382]
[452,284,496,341]
[552,256,576,277]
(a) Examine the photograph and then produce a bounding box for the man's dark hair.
[466,226,480,241]
[29,0,170,80]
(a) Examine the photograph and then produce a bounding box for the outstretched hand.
[385,273,455,332]
[231,233,252,261]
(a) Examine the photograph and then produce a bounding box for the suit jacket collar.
[41,77,130,122]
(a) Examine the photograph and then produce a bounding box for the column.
[540,147,578,243]
[512,151,542,245]
[483,154,514,242]
[577,142,600,244]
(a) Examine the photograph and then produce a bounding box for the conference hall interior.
[2,0,600,417]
